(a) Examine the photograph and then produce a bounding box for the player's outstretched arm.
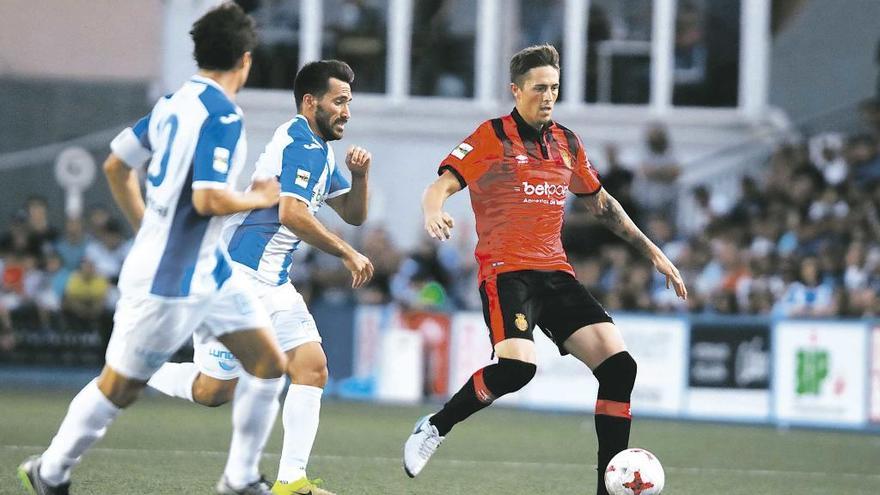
[422,171,462,241]
[279,197,374,288]
[580,188,687,299]
[327,145,371,225]
[192,178,280,216]
[103,153,145,232]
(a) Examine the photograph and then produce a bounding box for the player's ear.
[303,94,315,110]
[510,82,520,99]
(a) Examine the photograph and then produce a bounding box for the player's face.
[314,78,352,141]
[512,65,560,128]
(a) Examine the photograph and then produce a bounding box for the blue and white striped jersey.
[110,75,245,299]
[223,115,351,286]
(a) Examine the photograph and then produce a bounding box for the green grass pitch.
[1,389,878,494]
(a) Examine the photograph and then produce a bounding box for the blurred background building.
[1,0,879,430]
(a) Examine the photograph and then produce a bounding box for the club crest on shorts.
[514,313,528,331]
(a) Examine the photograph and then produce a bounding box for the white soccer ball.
[604,448,665,495]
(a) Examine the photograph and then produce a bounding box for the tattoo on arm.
[586,191,657,259]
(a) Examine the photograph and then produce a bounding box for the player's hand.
[250,177,281,208]
[651,251,687,300]
[343,249,374,288]
[345,146,371,178]
[425,211,455,241]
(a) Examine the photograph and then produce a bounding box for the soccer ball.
[604,448,665,495]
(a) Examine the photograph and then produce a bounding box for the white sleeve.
[110,128,151,168]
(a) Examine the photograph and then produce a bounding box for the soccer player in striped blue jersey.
[18,4,287,495]
[146,60,373,495]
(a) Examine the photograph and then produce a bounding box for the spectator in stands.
[686,185,723,236]
[23,196,58,260]
[773,256,838,317]
[809,133,848,186]
[29,253,67,331]
[846,134,880,187]
[0,213,30,258]
[355,226,402,305]
[0,253,15,351]
[600,143,640,221]
[85,205,111,239]
[609,263,653,312]
[391,236,457,310]
[634,123,681,214]
[564,143,639,256]
[305,245,357,305]
[83,219,130,281]
[597,244,631,302]
[672,1,708,105]
[729,176,766,222]
[54,218,89,272]
[62,258,109,332]
[808,187,849,224]
[572,256,604,300]
[1,252,33,321]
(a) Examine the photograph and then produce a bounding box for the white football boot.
[403,415,445,478]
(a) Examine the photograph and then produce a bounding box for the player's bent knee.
[291,365,328,388]
[594,351,637,395]
[483,358,537,397]
[256,354,287,379]
[192,377,236,407]
[97,369,146,408]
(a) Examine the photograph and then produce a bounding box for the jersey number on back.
[148,114,179,187]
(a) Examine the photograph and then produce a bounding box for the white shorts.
[194,274,320,380]
[105,271,272,381]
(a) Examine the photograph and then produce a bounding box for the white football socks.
[40,379,121,486]
[277,384,323,482]
[223,372,284,489]
[147,362,199,402]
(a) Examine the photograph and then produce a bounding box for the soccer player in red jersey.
[402,44,687,495]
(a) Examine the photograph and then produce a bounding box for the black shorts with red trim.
[478,270,613,355]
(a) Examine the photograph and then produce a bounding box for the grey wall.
[770,0,880,124]
[0,78,150,153]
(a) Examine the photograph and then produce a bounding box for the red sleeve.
[569,134,602,196]
[438,121,498,189]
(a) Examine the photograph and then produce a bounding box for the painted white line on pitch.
[3,445,879,481]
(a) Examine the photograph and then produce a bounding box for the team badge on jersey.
[515,313,528,331]
[295,168,311,188]
[451,142,473,160]
[213,147,230,173]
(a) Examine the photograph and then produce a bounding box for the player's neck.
[196,70,241,101]
[513,107,548,133]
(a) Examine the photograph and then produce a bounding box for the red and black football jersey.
[439,108,602,282]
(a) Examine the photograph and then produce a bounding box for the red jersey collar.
[511,107,554,141]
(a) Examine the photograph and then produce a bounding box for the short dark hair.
[294,60,355,111]
[190,2,257,71]
[510,44,560,86]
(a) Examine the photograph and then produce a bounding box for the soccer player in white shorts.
[18,5,288,495]
[146,60,374,495]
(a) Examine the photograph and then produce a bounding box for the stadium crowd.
[2,115,880,350]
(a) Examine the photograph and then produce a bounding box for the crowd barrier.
[2,302,878,432]
[334,305,880,432]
